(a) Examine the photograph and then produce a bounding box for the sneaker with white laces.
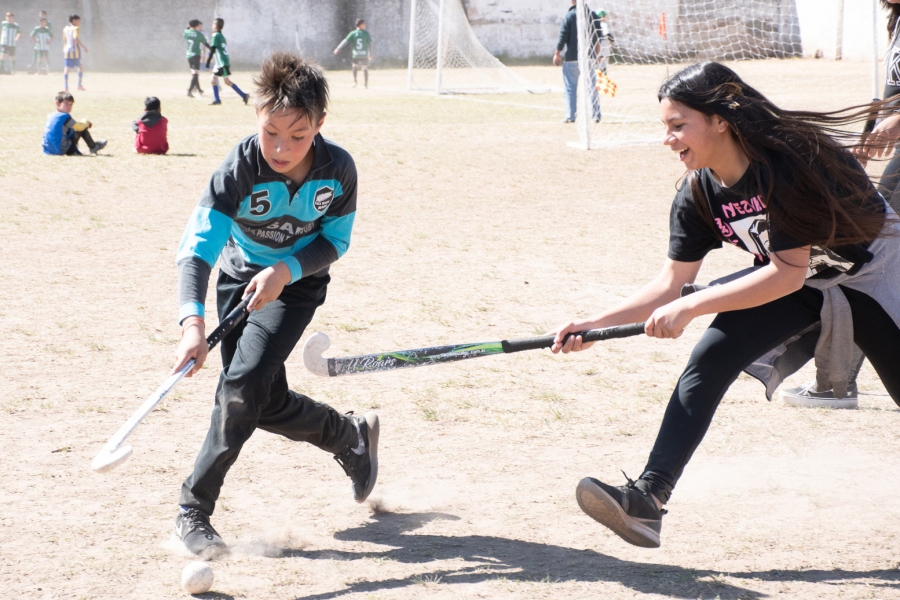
[780,381,858,409]
[174,507,228,559]
[333,411,379,503]
[89,139,107,155]
[576,474,666,548]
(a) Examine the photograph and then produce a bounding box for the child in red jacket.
[132,96,168,154]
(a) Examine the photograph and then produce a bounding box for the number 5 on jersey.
[250,190,271,216]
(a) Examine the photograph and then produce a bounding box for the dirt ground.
[2,61,900,600]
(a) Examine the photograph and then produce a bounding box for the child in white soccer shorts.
[171,51,378,559]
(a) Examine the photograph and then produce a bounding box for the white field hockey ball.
[181,561,214,594]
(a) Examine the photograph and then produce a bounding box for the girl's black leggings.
[639,285,900,503]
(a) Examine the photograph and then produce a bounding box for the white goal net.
[407,0,541,94]
[570,0,877,148]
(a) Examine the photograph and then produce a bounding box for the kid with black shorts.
[550,62,900,549]
[0,12,21,74]
[171,51,378,559]
[183,19,209,97]
[333,19,372,88]
[206,18,248,105]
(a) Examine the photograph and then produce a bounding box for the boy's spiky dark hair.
[55,91,74,103]
[253,51,329,123]
[188,19,201,28]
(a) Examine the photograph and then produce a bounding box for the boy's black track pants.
[179,271,357,515]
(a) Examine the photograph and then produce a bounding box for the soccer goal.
[406,0,541,94]
[569,0,882,149]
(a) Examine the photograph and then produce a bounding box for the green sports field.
[2,62,899,599]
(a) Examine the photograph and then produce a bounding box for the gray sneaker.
[780,381,858,409]
[174,507,228,559]
[90,139,107,155]
[576,475,666,548]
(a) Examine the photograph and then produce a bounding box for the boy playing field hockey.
[206,18,249,105]
[171,51,378,559]
[333,19,372,88]
[184,19,210,97]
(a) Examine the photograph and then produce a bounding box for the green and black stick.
[302,323,646,377]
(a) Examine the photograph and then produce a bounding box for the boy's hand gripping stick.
[90,296,252,473]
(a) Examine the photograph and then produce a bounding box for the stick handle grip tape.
[205,295,252,350]
[500,322,645,354]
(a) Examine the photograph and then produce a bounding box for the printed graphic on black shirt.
[668,168,870,280]
[889,43,900,87]
[237,215,318,248]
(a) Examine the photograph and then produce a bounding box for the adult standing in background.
[553,0,600,124]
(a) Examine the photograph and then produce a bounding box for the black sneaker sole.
[576,477,660,548]
[358,411,379,502]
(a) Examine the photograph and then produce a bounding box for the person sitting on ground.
[42,90,106,155]
[132,96,169,155]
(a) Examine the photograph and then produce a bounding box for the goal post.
[569,0,883,149]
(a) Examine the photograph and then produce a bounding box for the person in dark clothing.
[132,96,169,155]
[553,0,601,123]
[170,51,378,560]
[550,62,900,549]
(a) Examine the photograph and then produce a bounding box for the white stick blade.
[91,445,133,473]
[302,332,331,377]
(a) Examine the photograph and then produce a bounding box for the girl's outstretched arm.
[646,246,810,339]
[551,257,703,353]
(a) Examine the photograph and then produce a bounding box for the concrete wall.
[0,0,885,71]
[463,0,562,59]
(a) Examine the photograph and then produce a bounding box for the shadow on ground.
[280,511,900,599]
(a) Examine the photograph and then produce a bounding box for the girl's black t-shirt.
[667,155,882,279]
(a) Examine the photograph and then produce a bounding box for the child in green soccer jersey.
[30,17,52,75]
[333,19,372,88]
[184,19,210,97]
[0,13,21,74]
[206,18,248,105]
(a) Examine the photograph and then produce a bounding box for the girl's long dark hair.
[883,0,900,38]
[659,62,886,248]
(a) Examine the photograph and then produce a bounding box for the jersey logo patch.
[314,186,334,212]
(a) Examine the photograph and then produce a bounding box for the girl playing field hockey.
[550,61,900,548]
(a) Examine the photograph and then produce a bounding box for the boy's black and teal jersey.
[209,31,229,69]
[183,28,208,58]
[345,29,371,58]
[176,134,357,322]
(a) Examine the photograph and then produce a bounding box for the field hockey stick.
[91,296,253,473]
[303,323,646,378]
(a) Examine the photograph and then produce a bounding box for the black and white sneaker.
[576,474,666,548]
[333,411,379,503]
[174,507,228,559]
